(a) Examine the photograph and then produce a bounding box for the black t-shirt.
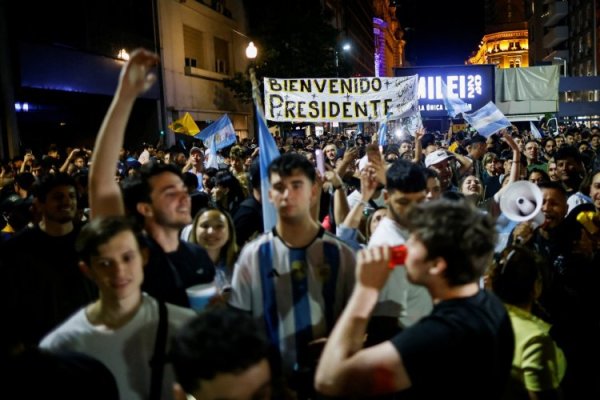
[233,196,263,247]
[1,225,97,348]
[391,290,514,400]
[141,236,215,307]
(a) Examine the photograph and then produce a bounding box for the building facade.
[158,0,254,139]
[468,0,529,68]
[526,0,600,121]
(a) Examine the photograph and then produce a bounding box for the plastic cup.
[186,283,217,311]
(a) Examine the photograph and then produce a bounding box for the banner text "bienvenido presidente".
[263,76,418,123]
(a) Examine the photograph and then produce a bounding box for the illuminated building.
[373,0,406,77]
[468,30,529,68]
[468,0,529,68]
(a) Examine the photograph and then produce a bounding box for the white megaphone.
[499,181,545,227]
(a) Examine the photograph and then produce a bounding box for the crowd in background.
[1,49,600,400]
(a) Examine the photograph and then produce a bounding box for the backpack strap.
[149,300,168,400]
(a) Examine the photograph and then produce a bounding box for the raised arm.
[89,49,159,219]
[412,127,424,164]
[327,170,349,226]
[453,152,474,177]
[502,130,521,186]
[59,148,80,173]
[315,247,410,396]
[342,168,378,230]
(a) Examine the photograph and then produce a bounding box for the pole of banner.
[249,67,269,141]
[249,68,264,116]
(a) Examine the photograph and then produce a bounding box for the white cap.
[425,149,453,168]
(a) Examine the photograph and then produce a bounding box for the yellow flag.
[168,112,200,136]
[448,141,459,153]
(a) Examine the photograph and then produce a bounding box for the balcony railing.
[542,1,568,27]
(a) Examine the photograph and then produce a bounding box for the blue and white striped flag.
[463,101,512,138]
[195,114,238,150]
[249,68,280,233]
[378,112,392,147]
[256,104,280,233]
[441,81,471,118]
[205,134,219,169]
[530,121,543,139]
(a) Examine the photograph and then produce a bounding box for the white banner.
[263,76,419,123]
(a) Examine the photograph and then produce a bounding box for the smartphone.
[347,139,356,148]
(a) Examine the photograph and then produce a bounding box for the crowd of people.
[1,48,600,399]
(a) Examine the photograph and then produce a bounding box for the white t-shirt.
[40,294,195,400]
[347,189,385,213]
[368,217,433,328]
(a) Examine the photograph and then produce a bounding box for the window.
[185,58,197,68]
[183,25,205,69]
[213,37,230,75]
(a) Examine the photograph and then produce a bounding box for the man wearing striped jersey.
[229,153,356,381]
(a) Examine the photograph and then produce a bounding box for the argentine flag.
[256,104,280,233]
[378,112,392,147]
[530,121,543,139]
[463,101,512,138]
[441,81,471,118]
[195,114,238,150]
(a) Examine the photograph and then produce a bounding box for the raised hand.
[118,48,160,98]
[359,168,378,202]
[356,246,392,291]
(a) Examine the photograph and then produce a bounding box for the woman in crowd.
[186,207,239,292]
[489,245,566,400]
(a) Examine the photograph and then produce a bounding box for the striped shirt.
[229,227,356,374]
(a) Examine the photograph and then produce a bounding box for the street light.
[245,42,257,60]
[245,42,258,138]
[117,48,130,61]
[335,42,351,77]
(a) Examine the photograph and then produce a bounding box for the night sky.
[397,0,486,66]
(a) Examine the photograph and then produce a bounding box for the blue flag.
[377,113,392,147]
[205,134,219,169]
[195,114,237,150]
[441,80,471,118]
[463,101,512,138]
[256,104,280,233]
[530,121,543,139]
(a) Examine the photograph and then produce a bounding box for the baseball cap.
[190,146,203,155]
[425,149,454,168]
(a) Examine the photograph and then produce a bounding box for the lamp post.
[335,42,351,77]
[554,57,568,104]
[245,42,258,138]
[553,56,567,77]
